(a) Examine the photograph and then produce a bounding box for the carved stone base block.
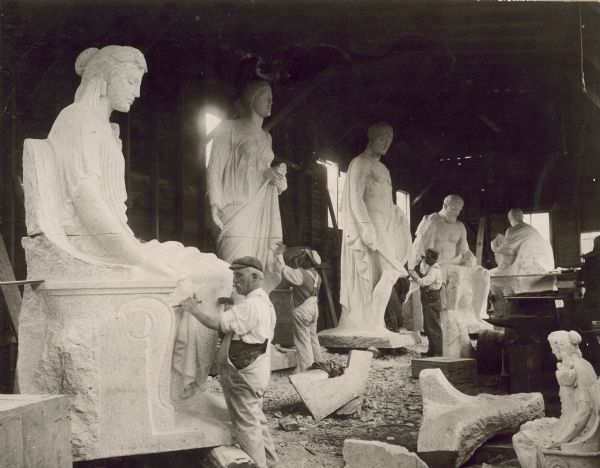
[17,280,231,461]
[317,327,417,349]
[270,346,298,371]
[417,368,544,467]
[411,357,476,385]
[343,439,427,468]
[538,449,600,468]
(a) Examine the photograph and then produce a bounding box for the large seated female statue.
[17,46,232,460]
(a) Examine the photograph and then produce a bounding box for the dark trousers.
[421,288,443,356]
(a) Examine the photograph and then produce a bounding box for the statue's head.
[74,46,147,113]
[367,122,393,156]
[239,80,272,118]
[442,195,464,223]
[548,330,582,361]
[508,208,524,227]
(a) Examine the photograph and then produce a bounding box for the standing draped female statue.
[48,45,231,400]
[207,81,287,292]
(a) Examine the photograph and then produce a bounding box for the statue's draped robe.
[338,153,412,330]
[49,102,231,393]
[207,120,284,293]
[490,223,555,295]
[513,356,600,467]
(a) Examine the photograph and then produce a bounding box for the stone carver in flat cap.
[181,255,277,468]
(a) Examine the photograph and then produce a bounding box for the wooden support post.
[475,216,485,266]
[175,84,185,242]
[325,191,341,248]
[317,264,338,328]
[0,235,21,336]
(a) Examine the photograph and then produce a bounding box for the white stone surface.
[490,209,556,301]
[411,195,491,336]
[17,46,232,460]
[270,346,298,371]
[513,330,600,468]
[206,81,285,293]
[417,368,544,467]
[343,439,427,468]
[320,123,414,344]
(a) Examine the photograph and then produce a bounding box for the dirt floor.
[77,338,513,468]
[260,341,510,468]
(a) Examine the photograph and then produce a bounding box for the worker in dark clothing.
[409,248,443,357]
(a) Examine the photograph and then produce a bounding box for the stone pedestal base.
[17,280,232,461]
[317,327,417,349]
[538,449,600,468]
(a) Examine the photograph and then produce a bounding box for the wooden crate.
[0,394,71,468]
[411,357,476,384]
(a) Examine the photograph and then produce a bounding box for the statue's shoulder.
[50,103,95,134]
[349,153,371,171]
[426,212,444,225]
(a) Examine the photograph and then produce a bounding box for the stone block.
[17,280,231,461]
[290,350,372,420]
[270,346,298,371]
[0,394,71,468]
[343,439,427,468]
[411,357,476,385]
[417,368,544,467]
[318,327,417,349]
[204,445,256,468]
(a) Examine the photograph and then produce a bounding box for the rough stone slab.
[411,357,476,384]
[318,327,417,349]
[337,395,364,418]
[0,394,71,468]
[417,368,544,467]
[270,346,298,371]
[204,445,256,468]
[343,439,427,468]
[290,350,372,421]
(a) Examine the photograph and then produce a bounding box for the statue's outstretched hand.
[211,205,224,231]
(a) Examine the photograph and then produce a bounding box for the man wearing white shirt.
[181,256,277,468]
[409,248,443,357]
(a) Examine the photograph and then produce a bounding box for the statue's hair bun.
[75,48,99,76]
[568,330,582,345]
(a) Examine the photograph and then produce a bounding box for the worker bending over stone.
[276,245,323,372]
[181,256,277,468]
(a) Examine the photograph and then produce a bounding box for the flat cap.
[425,248,439,261]
[229,256,264,272]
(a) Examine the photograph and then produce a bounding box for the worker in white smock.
[276,246,323,372]
[181,256,277,468]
